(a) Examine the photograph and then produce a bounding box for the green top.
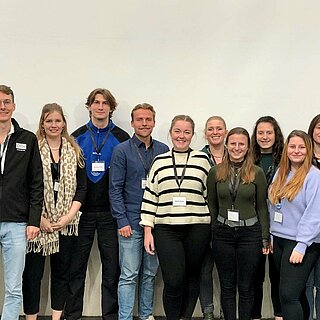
[207,164,269,240]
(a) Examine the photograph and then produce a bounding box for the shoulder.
[72,124,88,138]
[152,150,172,164]
[305,166,320,183]
[111,125,130,143]
[112,139,131,154]
[191,150,211,165]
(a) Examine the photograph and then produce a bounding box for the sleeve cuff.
[294,242,307,255]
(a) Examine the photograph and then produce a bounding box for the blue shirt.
[109,134,169,230]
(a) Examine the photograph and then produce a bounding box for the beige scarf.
[27,137,79,256]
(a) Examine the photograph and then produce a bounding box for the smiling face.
[256,122,275,153]
[0,91,15,123]
[42,111,65,140]
[227,133,249,162]
[131,108,155,141]
[205,119,227,146]
[287,136,307,170]
[170,120,194,152]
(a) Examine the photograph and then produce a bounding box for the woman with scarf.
[22,103,86,320]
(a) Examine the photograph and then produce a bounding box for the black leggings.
[154,224,211,320]
[273,236,320,320]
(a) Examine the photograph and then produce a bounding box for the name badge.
[54,181,60,192]
[227,209,240,222]
[173,196,187,207]
[92,161,105,172]
[274,211,283,223]
[141,178,147,189]
[16,143,27,151]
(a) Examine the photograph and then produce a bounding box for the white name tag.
[173,196,187,207]
[16,143,27,151]
[141,178,147,189]
[274,211,283,223]
[92,161,105,172]
[227,209,240,222]
[54,181,60,192]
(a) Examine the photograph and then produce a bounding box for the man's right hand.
[118,225,133,238]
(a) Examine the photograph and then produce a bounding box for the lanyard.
[172,149,191,191]
[87,124,112,159]
[131,139,154,176]
[228,167,241,209]
[49,145,61,181]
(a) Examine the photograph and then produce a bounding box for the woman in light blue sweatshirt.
[269,130,320,320]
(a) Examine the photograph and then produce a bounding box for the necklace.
[49,146,60,150]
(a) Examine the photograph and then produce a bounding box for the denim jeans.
[118,229,158,320]
[212,221,262,320]
[154,224,211,320]
[306,257,320,320]
[273,236,320,320]
[0,222,27,320]
[199,245,214,313]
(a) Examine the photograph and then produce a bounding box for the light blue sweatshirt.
[269,165,320,254]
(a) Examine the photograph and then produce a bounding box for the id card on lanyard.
[172,149,190,207]
[274,202,283,223]
[87,124,112,173]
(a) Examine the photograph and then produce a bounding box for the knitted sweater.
[140,149,211,228]
[269,166,320,254]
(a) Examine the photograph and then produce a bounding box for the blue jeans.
[118,229,158,320]
[0,222,27,320]
[306,255,320,320]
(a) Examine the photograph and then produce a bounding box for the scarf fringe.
[27,239,60,256]
[61,223,79,236]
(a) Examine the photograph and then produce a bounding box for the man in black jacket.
[0,84,43,320]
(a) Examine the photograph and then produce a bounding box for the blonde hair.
[215,127,255,183]
[269,130,313,204]
[37,103,84,168]
[204,116,227,131]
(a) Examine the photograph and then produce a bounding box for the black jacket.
[0,119,44,226]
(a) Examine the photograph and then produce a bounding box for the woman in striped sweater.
[141,115,211,320]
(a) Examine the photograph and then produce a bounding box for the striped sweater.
[140,149,211,227]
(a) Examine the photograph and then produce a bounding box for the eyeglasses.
[0,100,13,107]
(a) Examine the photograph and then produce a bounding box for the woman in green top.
[207,127,269,320]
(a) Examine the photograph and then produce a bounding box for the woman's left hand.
[51,214,72,231]
[289,250,304,264]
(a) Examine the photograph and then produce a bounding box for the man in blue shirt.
[109,103,169,320]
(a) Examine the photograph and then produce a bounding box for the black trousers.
[273,236,320,320]
[154,223,211,320]
[212,222,262,320]
[64,211,119,320]
[23,234,76,314]
[252,252,282,318]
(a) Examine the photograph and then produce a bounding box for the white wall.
[1,0,320,317]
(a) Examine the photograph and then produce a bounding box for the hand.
[118,225,132,238]
[51,215,72,231]
[144,227,155,255]
[289,250,304,264]
[262,239,270,255]
[40,217,54,233]
[27,226,40,240]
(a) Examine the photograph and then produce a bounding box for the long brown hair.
[37,103,84,168]
[269,130,313,204]
[216,127,255,183]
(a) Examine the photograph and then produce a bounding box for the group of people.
[1,83,320,320]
